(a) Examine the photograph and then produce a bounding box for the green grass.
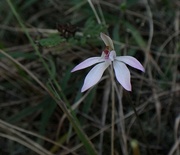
[0,0,179,155]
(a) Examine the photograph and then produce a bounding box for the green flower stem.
[110,65,115,155]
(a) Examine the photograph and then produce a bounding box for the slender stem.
[127,93,152,155]
[110,65,115,155]
[117,87,127,155]
[87,0,101,24]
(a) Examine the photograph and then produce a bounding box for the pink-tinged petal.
[81,62,110,92]
[115,56,145,72]
[71,57,104,72]
[113,61,132,91]
[100,33,114,50]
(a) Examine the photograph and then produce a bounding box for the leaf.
[37,35,66,48]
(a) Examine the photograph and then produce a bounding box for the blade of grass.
[123,21,146,49]
[38,98,57,144]
[6,0,51,75]
[2,1,98,152]
[0,124,53,155]
[0,133,49,155]
[7,99,46,123]
[87,0,101,24]
[0,119,70,151]
[0,48,98,155]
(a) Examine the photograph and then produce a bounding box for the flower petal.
[115,56,145,72]
[109,50,116,61]
[81,62,110,92]
[113,61,131,91]
[100,33,114,50]
[71,57,103,72]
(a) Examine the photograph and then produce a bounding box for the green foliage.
[83,18,107,38]
[37,18,107,48]
[37,35,66,48]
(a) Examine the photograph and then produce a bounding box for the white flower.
[71,33,145,92]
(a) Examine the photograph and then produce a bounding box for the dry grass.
[0,0,179,155]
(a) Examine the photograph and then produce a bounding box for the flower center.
[103,46,110,59]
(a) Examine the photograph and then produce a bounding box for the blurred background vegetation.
[0,0,179,155]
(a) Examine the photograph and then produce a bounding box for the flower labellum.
[71,33,145,92]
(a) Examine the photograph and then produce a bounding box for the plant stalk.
[110,65,115,155]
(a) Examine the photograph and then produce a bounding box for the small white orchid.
[71,33,145,92]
